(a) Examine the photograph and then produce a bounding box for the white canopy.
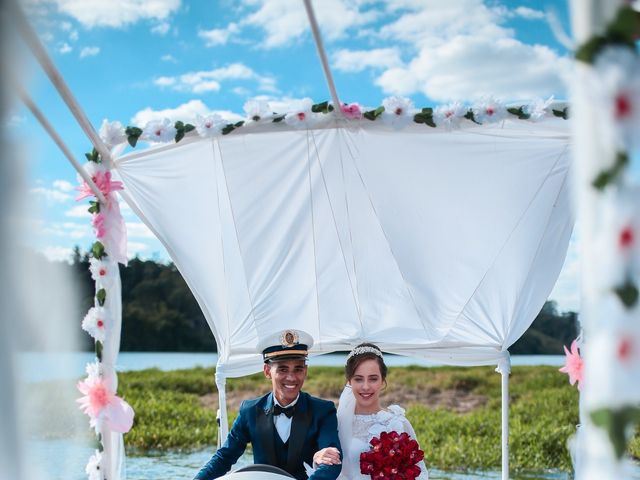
[115,116,573,377]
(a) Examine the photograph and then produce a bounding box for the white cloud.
[39,246,74,262]
[40,32,55,43]
[128,242,149,254]
[154,76,176,87]
[258,77,278,93]
[153,63,277,95]
[198,22,240,47]
[59,42,72,54]
[364,0,571,102]
[376,36,571,101]
[126,222,155,238]
[151,21,171,35]
[53,180,74,192]
[53,0,181,28]
[245,95,314,114]
[79,46,100,58]
[41,222,92,240]
[161,54,177,63]
[6,114,27,128]
[64,204,90,218]
[60,21,72,31]
[30,187,73,203]
[192,81,221,94]
[333,48,402,73]
[513,6,545,20]
[69,30,79,41]
[241,0,379,48]
[131,99,243,126]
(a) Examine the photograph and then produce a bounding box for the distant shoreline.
[17,351,566,383]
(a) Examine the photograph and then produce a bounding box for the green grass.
[30,365,640,472]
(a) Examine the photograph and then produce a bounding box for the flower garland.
[95,95,569,151]
[76,153,133,480]
[571,4,640,465]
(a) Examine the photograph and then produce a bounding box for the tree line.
[25,247,578,354]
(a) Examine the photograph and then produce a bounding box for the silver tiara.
[346,346,383,360]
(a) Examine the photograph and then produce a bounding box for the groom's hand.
[313,447,341,466]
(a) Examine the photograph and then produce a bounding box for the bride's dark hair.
[345,342,388,382]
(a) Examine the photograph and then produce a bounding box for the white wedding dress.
[337,404,429,480]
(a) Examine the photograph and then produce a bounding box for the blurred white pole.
[497,354,511,480]
[568,1,630,479]
[0,1,25,478]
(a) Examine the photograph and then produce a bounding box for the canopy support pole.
[15,84,107,204]
[302,0,344,115]
[215,369,229,444]
[497,354,511,480]
[9,0,113,168]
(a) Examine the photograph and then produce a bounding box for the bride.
[313,343,429,479]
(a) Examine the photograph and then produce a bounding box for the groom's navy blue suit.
[194,391,342,480]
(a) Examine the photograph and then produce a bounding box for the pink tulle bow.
[77,377,135,433]
[92,213,107,239]
[559,339,584,390]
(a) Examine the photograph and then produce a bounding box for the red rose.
[359,430,426,479]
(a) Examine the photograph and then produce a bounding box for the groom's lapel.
[287,393,312,472]
[256,393,278,466]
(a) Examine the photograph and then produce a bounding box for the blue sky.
[10,0,584,310]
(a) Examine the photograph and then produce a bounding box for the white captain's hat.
[257,329,314,363]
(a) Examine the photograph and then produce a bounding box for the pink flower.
[77,375,113,418]
[559,339,584,390]
[76,171,124,201]
[340,103,362,120]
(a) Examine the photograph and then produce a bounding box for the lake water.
[17,351,566,383]
[29,438,574,480]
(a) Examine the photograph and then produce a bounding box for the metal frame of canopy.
[11,1,628,479]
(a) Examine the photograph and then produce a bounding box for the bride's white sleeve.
[402,416,429,480]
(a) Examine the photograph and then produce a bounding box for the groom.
[194,329,342,480]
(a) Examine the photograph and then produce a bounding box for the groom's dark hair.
[345,343,388,383]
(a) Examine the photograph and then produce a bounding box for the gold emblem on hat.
[280,330,299,347]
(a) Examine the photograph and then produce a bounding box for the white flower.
[381,96,414,129]
[99,119,127,148]
[592,46,640,150]
[85,450,102,480]
[594,186,640,291]
[89,258,109,281]
[284,99,316,129]
[89,258,117,290]
[195,114,225,137]
[141,118,177,143]
[524,96,554,121]
[472,96,507,124]
[85,360,102,381]
[82,306,109,342]
[243,99,272,122]
[434,102,466,129]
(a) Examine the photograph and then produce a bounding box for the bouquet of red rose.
[360,430,425,480]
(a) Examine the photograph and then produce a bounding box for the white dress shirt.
[273,395,299,442]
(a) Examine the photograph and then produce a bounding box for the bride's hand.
[313,447,341,466]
